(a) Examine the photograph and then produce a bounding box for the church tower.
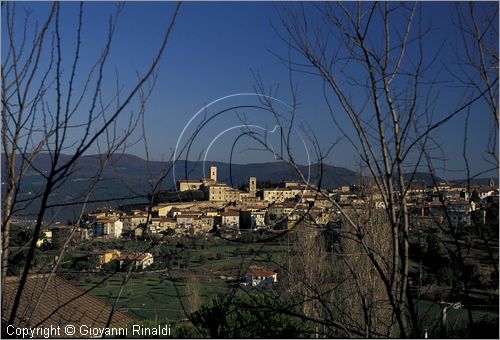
[210,165,217,182]
[249,176,256,194]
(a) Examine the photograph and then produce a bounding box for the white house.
[219,211,240,229]
[94,218,123,239]
[119,252,154,270]
[243,269,278,288]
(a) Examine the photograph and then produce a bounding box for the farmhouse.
[243,269,278,288]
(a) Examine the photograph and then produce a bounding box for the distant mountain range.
[2,153,496,221]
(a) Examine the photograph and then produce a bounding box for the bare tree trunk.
[2,0,181,327]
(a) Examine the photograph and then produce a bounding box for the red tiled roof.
[246,269,277,277]
[2,274,135,337]
[220,211,239,216]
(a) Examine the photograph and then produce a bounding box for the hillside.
[2,153,358,221]
[3,153,490,221]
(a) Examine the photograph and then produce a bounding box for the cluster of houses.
[329,179,499,228]
[32,169,498,283]
[36,168,498,248]
[37,166,338,244]
[405,180,499,228]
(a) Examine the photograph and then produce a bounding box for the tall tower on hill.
[210,165,217,182]
[249,176,256,193]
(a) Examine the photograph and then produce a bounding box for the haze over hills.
[2,152,360,189]
[2,153,495,221]
[1,153,356,220]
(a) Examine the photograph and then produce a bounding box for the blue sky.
[2,1,498,179]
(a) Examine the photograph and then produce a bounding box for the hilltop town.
[29,165,498,274]
[2,1,498,337]
[5,164,499,338]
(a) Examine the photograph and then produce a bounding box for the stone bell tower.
[210,165,217,182]
[249,176,256,195]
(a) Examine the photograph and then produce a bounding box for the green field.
[79,274,228,321]
[70,230,497,337]
[74,238,290,321]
